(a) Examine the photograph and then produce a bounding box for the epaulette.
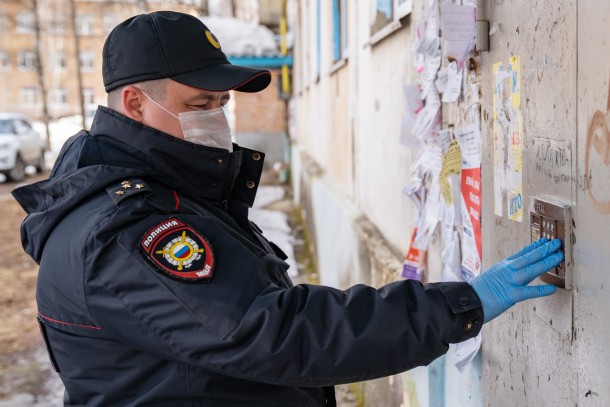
[106,178,152,205]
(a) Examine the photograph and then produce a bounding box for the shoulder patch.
[139,217,215,283]
[107,179,152,204]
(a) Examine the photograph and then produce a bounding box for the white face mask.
[142,91,233,152]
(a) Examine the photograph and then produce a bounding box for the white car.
[0,113,46,182]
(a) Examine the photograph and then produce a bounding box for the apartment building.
[0,0,289,165]
[0,0,197,121]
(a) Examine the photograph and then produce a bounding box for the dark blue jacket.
[13,107,483,406]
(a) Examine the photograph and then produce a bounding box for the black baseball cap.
[102,11,271,93]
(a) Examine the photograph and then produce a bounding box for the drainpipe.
[476,0,489,52]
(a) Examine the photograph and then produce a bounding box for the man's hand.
[469,238,564,323]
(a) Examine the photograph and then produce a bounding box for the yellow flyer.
[492,56,523,222]
[492,61,503,217]
[440,140,462,206]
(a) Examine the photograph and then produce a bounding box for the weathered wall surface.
[292,1,479,405]
[574,1,610,404]
[292,0,610,406]
[480,1,610,405]
[478,1,579,405]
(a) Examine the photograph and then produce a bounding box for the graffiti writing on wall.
[585,76,610,214]
[534,138,572,186]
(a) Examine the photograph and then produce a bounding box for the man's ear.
[122,86,145,122]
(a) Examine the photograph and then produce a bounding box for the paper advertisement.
[440,3,476,68]
[460,166,482,280]
[455,125,482,281]
[402,228,423,280]
[439,139,462,207]
[442,61,463,103]
[411,86,442,142]
[492,56,523,222]
[400,84,426,148]
[412,144,443,251]
[451,333,482,373]
[441,224,461,282]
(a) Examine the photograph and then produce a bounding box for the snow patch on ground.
[250,186,298,277]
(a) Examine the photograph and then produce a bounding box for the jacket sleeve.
[85,212,483,388]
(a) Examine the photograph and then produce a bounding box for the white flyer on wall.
[442,61,463,103]
[493,57,523,222]
[440,3,476,68]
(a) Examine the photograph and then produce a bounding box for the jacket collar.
[88,106,264,207]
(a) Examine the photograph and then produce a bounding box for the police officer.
[12,11,563,407]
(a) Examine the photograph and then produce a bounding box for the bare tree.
[30,0,51,148]
[137,0,148,13]
[198,0,209,15]
[187,0,209,16]
[68,0,86,129]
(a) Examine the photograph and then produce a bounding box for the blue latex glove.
[470,238,564,323]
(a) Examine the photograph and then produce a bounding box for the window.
[50,88,67,105]
[76,14,94,36]
[20,87,38,105]
[83,88,95,105]
[103,14,119,33]
[0,120,14,133]
[369,0,412,42]
[301,0,310,84]
[79,51,94,71]
[396,0,413,18]
[332,0,348,63]
[16,12,35,34]
[0,15,9,32]
[370,0,392,35]
[53,52,67,70]
[18,51,37,71]
[0,51,9,70]
[14,119,32,134]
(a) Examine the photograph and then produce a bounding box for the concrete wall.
[292,0,610,406]
[292,1,473,405]
[479,1,610,405]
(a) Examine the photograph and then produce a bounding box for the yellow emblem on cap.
[205,30,221,49]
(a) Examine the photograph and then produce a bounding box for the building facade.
[291,1,610,406]
[0,0,288,159]
[0,0,198,121]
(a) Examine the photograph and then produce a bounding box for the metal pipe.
[476,0,490,52]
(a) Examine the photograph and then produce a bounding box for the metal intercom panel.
[529,196,573,290]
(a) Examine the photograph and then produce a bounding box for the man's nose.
[206,101,222,109]
[205,94,226,109]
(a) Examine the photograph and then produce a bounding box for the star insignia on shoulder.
[108,178,151,205]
